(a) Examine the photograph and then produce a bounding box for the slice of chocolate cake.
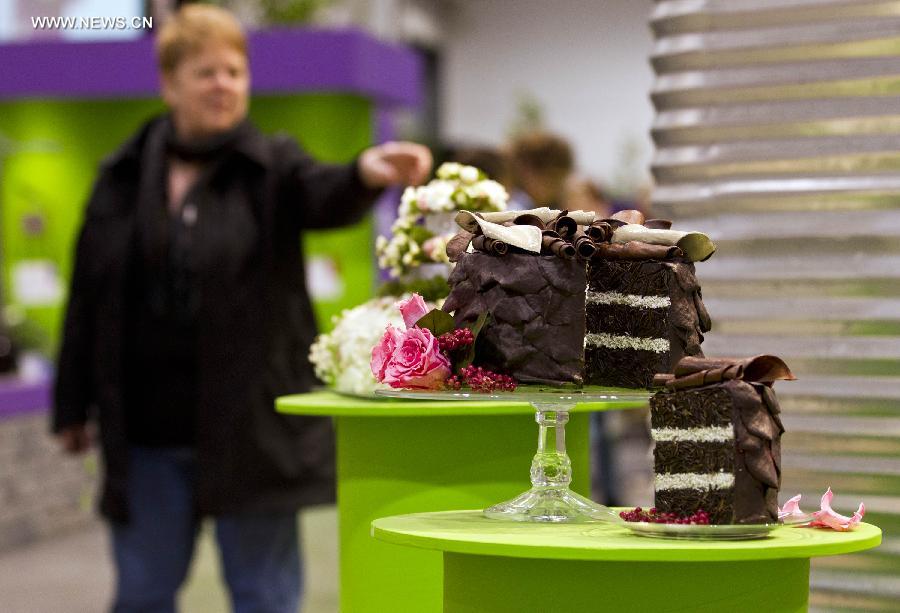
[650,356,795,524]
[585,258,710,389]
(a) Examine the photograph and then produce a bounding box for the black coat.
[53,116,378,522]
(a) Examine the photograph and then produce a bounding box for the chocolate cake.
[441,207,715,388]
[650,355,795,524]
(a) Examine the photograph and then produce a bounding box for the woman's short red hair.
[156,4,247,75]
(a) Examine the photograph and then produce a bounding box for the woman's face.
[162,42,250,139]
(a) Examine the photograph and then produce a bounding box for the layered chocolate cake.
[650,355,795,524]
[441,207,714,387]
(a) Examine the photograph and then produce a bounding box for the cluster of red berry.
[619,507,711,525]
[437,328,474,353]
[446,365,517,392]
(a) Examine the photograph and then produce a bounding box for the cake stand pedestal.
[377,387,649,523]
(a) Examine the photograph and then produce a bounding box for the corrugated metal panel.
[650,1,900,608]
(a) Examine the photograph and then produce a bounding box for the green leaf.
[457,312,491,370]
[415,309,456,337]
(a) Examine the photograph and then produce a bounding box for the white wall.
[440,0,655,191]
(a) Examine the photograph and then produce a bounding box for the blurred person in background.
[507,131,574,210]
[562,175,612,218]
[51,5,431,613]
[445,144,512,188]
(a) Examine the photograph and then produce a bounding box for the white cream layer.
[655,472,735,491]
[651,426,734,443]
[584,332,669,353]
[585,290,671,310]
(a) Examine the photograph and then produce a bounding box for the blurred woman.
[52,5,431,612]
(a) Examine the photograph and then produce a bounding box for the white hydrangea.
[375,162,509,278]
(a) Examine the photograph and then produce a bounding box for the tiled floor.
[0,505,339,613]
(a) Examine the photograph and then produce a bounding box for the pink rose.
[371,324,403,383]
[382,327,451,390]
[397,294,429,329]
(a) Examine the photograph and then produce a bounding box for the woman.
[52,5,431,612]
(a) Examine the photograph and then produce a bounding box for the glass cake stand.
[376,386,649,523]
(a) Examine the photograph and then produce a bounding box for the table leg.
[443,552,810,612]
[336,413,591,613]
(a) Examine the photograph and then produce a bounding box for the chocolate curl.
[586,221,613,242]
[541,234,576,259]
[612,224,716,262]
[547,214,577,239]
[472,234,508,255]
[663,355,796,391]
[446,230,475,263]
[645,219,673,229]
[513,214,546,230]
[610,209,645,225]
[572,230,597,260]
[593,242,683,260]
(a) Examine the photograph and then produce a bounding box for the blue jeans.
[110,447,302,613]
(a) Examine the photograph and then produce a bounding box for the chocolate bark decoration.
[446,230,475,262]
[443,252,587,385]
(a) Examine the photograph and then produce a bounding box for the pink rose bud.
[397,293,429,329]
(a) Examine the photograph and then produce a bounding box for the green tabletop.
[372,509,882,562]
[276,389,645,416]
[372,510,882,613]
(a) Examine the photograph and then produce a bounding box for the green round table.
[276,391,645,613]
[372,510,882,613]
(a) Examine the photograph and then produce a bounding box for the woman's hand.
[358,141,433,188]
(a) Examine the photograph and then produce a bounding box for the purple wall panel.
[0,28,422,107]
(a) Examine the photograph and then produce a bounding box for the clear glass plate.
[623,514,812,541]
[375,384,650,403]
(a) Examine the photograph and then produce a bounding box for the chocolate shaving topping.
[541,234,576,259]
[472,234,508,256]
[572,230,597,260]
[593,242,683,261]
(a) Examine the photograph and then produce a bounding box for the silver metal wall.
[650,1,900,608]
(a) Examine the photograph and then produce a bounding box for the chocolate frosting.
[443,252,587,385]
[446,230,475,262]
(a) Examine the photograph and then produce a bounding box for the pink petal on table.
[778,494,804,519]
[809,487,865,531]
